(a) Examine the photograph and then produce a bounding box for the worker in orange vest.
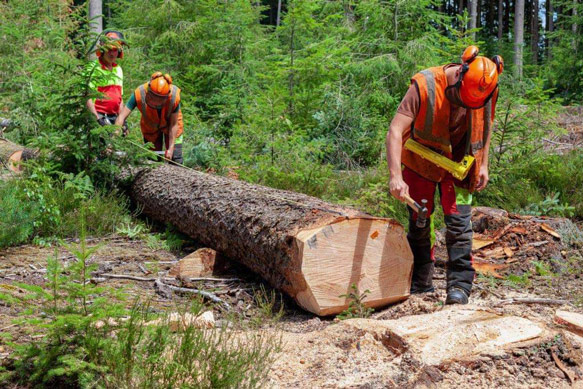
[115,72,184,163]
[386,46,504,305]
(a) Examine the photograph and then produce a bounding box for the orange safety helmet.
[457,46,504,109]
[96,30,127,59]
[148,72,173,96]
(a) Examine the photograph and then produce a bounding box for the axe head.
[416,199,429,228]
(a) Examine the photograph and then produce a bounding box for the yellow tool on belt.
[404,139,475,181]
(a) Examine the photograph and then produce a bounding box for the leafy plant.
[337,283,374,320]
[520,192,575,218]
[504,273,532,289]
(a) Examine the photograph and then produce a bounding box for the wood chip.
[472,238,495,250]
[482,247,507,259]
[473,261,508,279]
[540,223,561,239]
[508,226,528,235]
[503,247,514,258]
[551,350,576,384]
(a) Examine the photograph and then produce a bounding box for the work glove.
[97,117,108,126]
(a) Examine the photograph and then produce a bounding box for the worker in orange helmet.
[85,30,127,127]
[115,72,185,163]
[386,46,504,305]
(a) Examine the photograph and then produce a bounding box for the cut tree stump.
[129,164,413,316]
[555,310,583,336]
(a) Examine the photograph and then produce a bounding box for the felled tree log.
[130,164,413,316]
[0,138,36,173]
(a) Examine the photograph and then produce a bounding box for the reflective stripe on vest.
[412,68,452,152]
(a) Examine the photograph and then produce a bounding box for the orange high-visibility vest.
[401,65,498,192]
[134,83,184,144]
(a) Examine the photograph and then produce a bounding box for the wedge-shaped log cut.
[295,219,414,315]
[129,164,413,316]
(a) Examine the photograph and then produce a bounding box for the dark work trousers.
[403,167,475,295]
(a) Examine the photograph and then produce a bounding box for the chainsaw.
[404,139,475,181]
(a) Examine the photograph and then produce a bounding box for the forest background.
[1,0,583,245]
[1,1,583,386]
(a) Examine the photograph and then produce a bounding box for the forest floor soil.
[1,208,582,388]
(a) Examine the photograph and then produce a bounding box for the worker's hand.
[121,122,129,137]
[165,147,174,162]
[97,117,108,126]
[475,164,489,191]
[389,176,409,202]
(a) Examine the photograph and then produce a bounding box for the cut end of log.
[294,217,413,316]
[7,150,24,173]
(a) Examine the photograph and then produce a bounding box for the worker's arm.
[165,110,179,160]
[386,113,414,201]
[475,121,492,192]
[86,99,100,121]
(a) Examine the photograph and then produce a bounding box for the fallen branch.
[155,278,231,311]
[137,263,151,275]
[543,138,576,147]
[183,277,240,283]
[494,298,568,306]
[100,273,156,282]
[473,283,505,299]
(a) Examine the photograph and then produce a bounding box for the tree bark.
[128,165,413,316]
[514,0,525,79]
[276,0,282,27]
[532,0,540,63]
[573,0,578,35]
[498,0,504,40]
[546,0,554,58]
[470,0,478,39]
[88,0,102,36]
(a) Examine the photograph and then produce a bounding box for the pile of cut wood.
[468,207,569,279]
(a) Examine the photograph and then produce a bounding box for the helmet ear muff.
[492,55,504,74]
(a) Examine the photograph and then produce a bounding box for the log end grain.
[294,218,413,316]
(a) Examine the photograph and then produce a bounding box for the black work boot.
[445,286,469,305]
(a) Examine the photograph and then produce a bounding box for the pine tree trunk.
[546,0,554,58]
[128,165,413,316]
[514,0,525,79]
[276,0,282,26]
[88,0,102,36]
[573,0,578,35]
[532,0,539,63]
[470,0,478,39]
[498,0,504,40]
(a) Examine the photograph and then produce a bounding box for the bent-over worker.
[115,72,184,163]
[387,46,504,305]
